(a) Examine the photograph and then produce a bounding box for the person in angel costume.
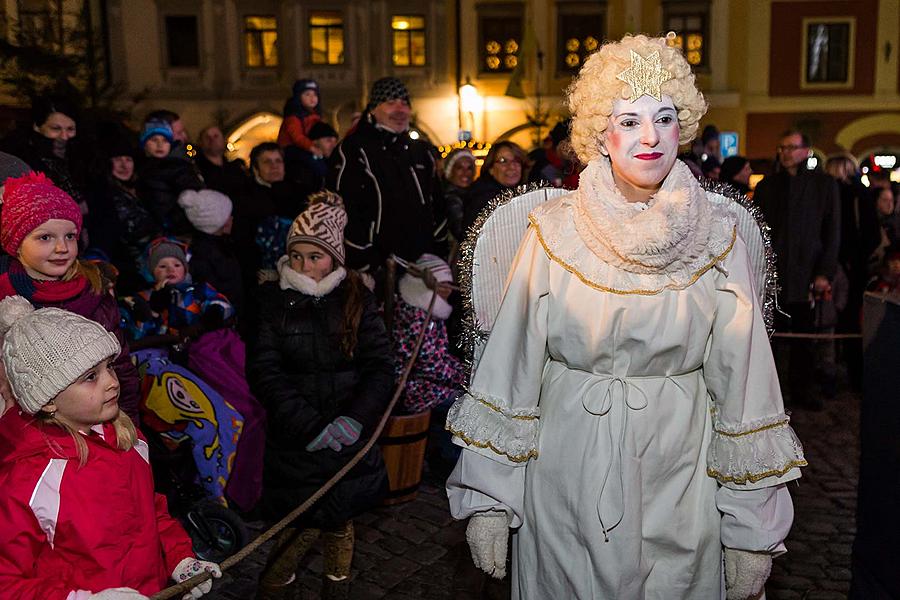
[446,33,807,600]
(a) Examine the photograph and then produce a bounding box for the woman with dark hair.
[462,141,530,232]
[91,137,161,294]
[720,155,752,194]
[0,96,88,238]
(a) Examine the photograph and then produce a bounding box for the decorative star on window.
[615,50,674,102]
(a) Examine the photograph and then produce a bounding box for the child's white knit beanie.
[0,296,120,414]
[178,189,233,235]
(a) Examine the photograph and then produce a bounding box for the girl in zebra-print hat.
[247,190,393,600]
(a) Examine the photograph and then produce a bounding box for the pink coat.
[0,410,194,598]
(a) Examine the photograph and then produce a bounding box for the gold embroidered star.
[616,50,674,103]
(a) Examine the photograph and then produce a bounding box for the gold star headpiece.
[615,49,674,103]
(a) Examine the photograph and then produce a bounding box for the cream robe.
[446,192,806,599]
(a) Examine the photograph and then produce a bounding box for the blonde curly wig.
[567,34,708,164]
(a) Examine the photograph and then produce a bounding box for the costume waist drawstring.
[579,368,700,542]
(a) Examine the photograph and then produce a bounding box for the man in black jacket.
[327,77,447,276]
[755,130,841,409]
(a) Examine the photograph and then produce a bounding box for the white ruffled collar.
[277,256,347,297]
[530,158,736,294]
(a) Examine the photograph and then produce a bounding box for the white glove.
[87,589,149,600]
[465,510,510,579]
[724,548,772,600]
[172,557,222,599]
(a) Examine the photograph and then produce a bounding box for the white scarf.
[573,157,714,275]
[277,256,346,297]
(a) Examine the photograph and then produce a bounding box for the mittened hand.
[724,548,772,600]
[466,510,511,579]
[305,416,363,452]
[171,557,222,599]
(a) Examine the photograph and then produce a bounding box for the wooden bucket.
[378,410,432,505]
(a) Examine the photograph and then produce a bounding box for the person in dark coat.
[195,125,249,201]
[247,191,392,600]
[136,119,204,236]
[754,130,841,409]
[461,141,529,233]
[89,137,160,294]
[720,155,753,195]
[0,96,89,243]
[233,143,309,301]
[285,120,338,196]
[327,77,448,276]
[178,188,245,317]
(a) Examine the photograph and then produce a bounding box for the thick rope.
[151,291,439,600]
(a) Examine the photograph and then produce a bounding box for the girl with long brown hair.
[247,191,394,600]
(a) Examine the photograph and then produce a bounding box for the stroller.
[132,337,263,562]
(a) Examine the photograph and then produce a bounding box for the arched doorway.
[225,112,283,165]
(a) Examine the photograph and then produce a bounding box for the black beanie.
[368,77,410,110]
[308,121,338,140]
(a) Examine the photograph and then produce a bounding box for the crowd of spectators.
[0,74,898,598]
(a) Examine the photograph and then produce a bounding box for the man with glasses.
[755,129,841,410]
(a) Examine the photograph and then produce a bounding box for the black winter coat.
[755,170,841,304]
[246,276,392,527]
[188,232,244,317]
[136,156,204,236]
[327,115,448,272]
[462,173,513,234]
[91,177,160,295]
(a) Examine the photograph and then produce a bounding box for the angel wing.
[703,180,778,335]
[458,185,569,380]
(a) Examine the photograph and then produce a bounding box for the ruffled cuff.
[446,392,540,464]
[707,412,807,490]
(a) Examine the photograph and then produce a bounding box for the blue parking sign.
[720,132,739,158]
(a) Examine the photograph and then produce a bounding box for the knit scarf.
[572,157,714,276]
[277,256,346,297]
[0,255,88,305]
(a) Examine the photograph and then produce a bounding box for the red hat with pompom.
[1,172,82,256]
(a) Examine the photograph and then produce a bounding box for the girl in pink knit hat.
[0,172,141,423]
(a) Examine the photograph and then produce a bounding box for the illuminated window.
[663,2,709,69]
[479,13,522,73]
[244,15,278,68]
[803,19,853,85]
[392,15,426,66]
[165,15,200,68]
[309,11,344,65]
[557,4,604,74]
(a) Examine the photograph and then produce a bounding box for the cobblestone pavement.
[205,389,859,600]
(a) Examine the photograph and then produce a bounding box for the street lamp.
[459,76,478,141]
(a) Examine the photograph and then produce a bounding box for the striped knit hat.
[412,254,453,283]
[286,191,347,265]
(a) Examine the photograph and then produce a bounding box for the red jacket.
[0,410,194,598]
[276,113,322,152]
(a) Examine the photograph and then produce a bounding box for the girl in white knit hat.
[0,296,221,600]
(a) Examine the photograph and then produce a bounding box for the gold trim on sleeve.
[447,426,539,463]
[530,216,737,296]
[707,460,808,485]
[475,397,540,421]
[713,418,791,438]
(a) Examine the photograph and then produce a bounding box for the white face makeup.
[602,94,680,203]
